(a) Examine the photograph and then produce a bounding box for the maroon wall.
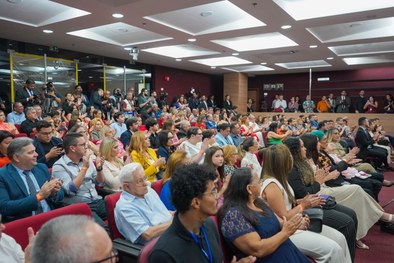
[152,65,223,106]
[249,66,394,112]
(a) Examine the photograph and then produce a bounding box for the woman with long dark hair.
[219,168,309,262]
[157,130,176,162]
[261,145,350,262]
[0,130,14,168]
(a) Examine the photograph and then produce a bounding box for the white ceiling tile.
[343,55,394,65]
[190,56,252,67]
[221,65,274,72]
[143,44,219,58]
[329,41,394,56]
[276,60,331,69]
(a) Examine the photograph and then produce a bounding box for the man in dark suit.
[197,95,208,112]
[335,90,351,113]
[356,117,392,171]
[15,79,42,108]
[0,137,64,222]
[120,117,139,149]
[33,120,63,168]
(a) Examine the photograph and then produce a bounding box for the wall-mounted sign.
[263,83,284,91]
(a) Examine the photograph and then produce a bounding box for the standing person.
[15,79,42,108]
[383,94,394,113]
[316,96,330,113]
[224,94,236,113]
[274,95,287,112]
[137,88,151,113]
[90,88,104,110]
[198,95,209,112]
[328,93,336,113]
[336,91,351,113]
[302,95,315,113]
[364,96,378,113]
[288,97,299,112]
[149,163,256,263]
[355,90,368,113]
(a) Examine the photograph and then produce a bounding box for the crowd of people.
[1,79,394,263]
[267,90,394,114]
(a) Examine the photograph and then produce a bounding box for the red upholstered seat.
[14,133,27,138]
[105,192,123,240]
[151,180,163,195]
[15,124,22,133]
[210,215,231,263]
[3,203,92,249]
[137,237,159,263]
[262,131,268,146]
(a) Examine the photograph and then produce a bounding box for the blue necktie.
[23,171,43,214]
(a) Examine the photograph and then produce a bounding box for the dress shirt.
[115,188,172,244]
[274,99,287,110]
[229,133,242,147]
[110,122,127,138]
[0,233,25,263]
[215,132,235,147]
[241,152,262,176]
[6,112,26,125]
[12,164,50,214]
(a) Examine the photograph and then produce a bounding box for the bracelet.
[81,166,88,171]
[36,193,44,202]
[96,167,103,172]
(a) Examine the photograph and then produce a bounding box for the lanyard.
[190,226,213,263]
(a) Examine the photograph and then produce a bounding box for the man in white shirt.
[274,94,287,112]
[178,127,209,164]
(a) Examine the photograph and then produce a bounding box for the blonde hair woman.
[128,131,166,182]
[223,144,239,176]
[99,137,124,191]
[89,118,104,140]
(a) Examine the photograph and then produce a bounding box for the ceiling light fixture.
[211,66,216,69]
[124,47,132,51]
[281,25,292,29]
[327,57,334,60]
[309,45,318,48]
[43,29,53,34]
[112,13,124,18]
[260,62,267,65]
[188,38,197,42]
[200,11,213,17]
[232,52,239,56]
[176,58,182,61]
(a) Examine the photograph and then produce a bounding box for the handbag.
[321,195,337,210]
[303,208,324,233]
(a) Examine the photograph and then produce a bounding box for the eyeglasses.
[203,188,218,198]
[92,248,119,263]
[124,176,148,186]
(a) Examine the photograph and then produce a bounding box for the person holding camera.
[15,79,42,108]
[101,90,114,120]
[33,120,63,168]
[42,82,62,114]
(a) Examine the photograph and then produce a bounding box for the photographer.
[43,82,62,114]
[15,79,42,107]
[101,90,114,120]
[62,93,77,120]
[158,89,168,109]
[110,88,123,111]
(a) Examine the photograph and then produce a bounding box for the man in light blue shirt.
[215,123,234,147]
[110,112,127,138]
[115,163,172,244]
[6,102,26,125]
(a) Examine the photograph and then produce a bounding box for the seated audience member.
[160,150,190,211]
[97,125,125,157]
[179,127,209,164]
[100,137,124,192]
[177,120,190,139]
[205,114,217,130]
[0,131,14,168]
[110,112,127,138]
[145,117,160,149]
[52,132,107,227]
[267,122,292,145]
[33,120,63,168]
[261,145,351,262]
[223,144,239,176]
[0,219,32,263]
[128,131,166,182]
[6,102,26,125]
[215,122,234,147]
[239,137,262,176]
[356,117,392,170]
[20,107,38,137]
[149,163,257,263]
[89,118,105,141]
[0,138,64,222]
[120,116,139,150]
[229,123,242,147]
[0,110,19,135]
[202,129,219,147]
[157,130,176,162]
[115,163,172,244]
[195,114,207,130]
[68,124,99,155]
[31,215,114,263]
[219,168,309,263]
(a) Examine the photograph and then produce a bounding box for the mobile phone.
[319,195,330,201]
[55,143,63,149]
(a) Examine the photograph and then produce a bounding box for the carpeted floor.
[354,166,394,263]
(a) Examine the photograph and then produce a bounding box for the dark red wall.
[249,66,394,112]
[152,66,223,106]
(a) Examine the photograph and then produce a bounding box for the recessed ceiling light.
[232,52,239,56]
[281,25,292,29]
[188,38,197,42]
[176,58,182,61]
[117,28,128,33]
[327,57,334,60]
[43,29,53,34]
[260,62,267,65]
[309,45,318,48]
[200,11,213,17]
[112,13,124,18]
[88,76,93,79]
[124,47,132,51]
[211,66,216,69]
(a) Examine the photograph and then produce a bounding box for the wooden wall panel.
[224,73,248,113]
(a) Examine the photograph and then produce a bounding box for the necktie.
[23,171,43,214]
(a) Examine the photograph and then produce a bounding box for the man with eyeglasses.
[30,215,118,263]
[32,120,63,168]
[179,127,209,164]
[0,138,64,222]
[115,163,173,245]
[52,133,107,228]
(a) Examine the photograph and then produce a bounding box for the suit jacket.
[120,130,133,149]
[15,87,40,107]
[198,101,208,112]
[33,136,63,168]
[0,163,64,222]
[335,96,351,113]
[355,127,373,155]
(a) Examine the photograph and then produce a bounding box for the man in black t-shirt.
[33,121,63,168]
